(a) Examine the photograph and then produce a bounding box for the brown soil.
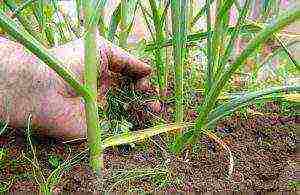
[0,104,298,192]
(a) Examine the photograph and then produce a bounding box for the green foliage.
[170,7,300,153]
[105,88,137,136]
[288,180,300,191]
[151,171,183,189]
[107,0,138,47]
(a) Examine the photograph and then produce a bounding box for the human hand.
[0,36,151,140]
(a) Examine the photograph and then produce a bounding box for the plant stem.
[83,0,103,173]
[211,0,235,78]
[171,0,187,123]
[188,0,194,31]
[189,0,214,29]
[149,0,166,96]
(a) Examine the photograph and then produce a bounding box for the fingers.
[96,36,152,79]
[134,78,158,95]
[52,36,152,95]
[53,35,152,80]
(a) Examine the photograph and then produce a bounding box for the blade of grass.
[107,2,121,42]
[275,36,300,71]
[95,0,107,36]
[253,40,300,78]
[31,0,44,33]
[145,23,262,51]
[119,0,128,47]
[215,0,251,79]
[0,121,8,136]
[59,6,81,39]
[208,85,300,124]
[210,0,235,80]
[189,0,214,29]
[196,8,300,144]
[75,0,83,27]
[46,148,88,190]
[51,0,69,43]
[188,0,193,31]
[159,0,170,25]
[25,114,47,192]
[116,0,137,48]
[247,20,300,71]
[138,1,155,40]
[26,114,89,192]
[44,1,57,46]
[102,84,299,149]
[102,123,185,148]
[234,0,241,13]
[124,1,139,42]
[12,0,35,17]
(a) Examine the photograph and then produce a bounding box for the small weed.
[287,180,300,191]
[0,148,7,161]
[0,148,15,192]
[48,154,63,169]
[0,120,8,136]
[191,143,204,158]
[151,172,172,189]
[0,176,14,192]
[23,115,88,193]
[106,167,169,191]
[152,171,183,190]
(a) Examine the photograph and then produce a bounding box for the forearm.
[0,37,85,139]
[0,38,58,126]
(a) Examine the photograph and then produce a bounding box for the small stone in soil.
[134,153,150,161]
[255,130,267,141]
[117,144,132,155]
[217,127,234,134]
[205,140,217,152]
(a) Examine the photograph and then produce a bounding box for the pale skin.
[0,36,151,140]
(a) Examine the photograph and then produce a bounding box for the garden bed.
[0,102,298,192]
